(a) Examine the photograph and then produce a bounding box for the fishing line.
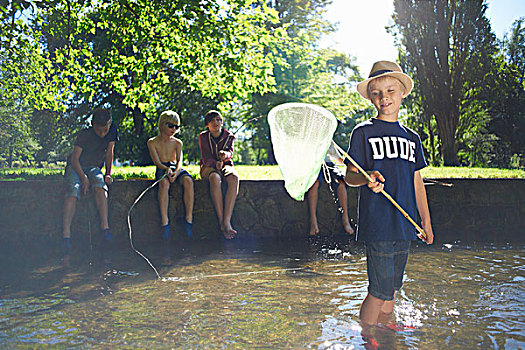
[81,188,104,268]
[127,174,168,280]
[320,160,345,233]
[231,114,266,135]
[86,197,94,268]
[160,262,352,282]
[321,162,340,208]
[221,114,266,152]
[320,160,356,235]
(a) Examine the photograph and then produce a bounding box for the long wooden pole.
[332,141,427,240]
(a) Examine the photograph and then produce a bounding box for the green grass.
[0,167,65,180]
[420,166,525,179]
[0,164,523,180]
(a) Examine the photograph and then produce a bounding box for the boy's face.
[93,121,111,138]
[368,76,406,119]
[206,115,223,133]
[162,119,180,135]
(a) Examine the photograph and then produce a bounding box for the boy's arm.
[219,136,234,161]
[70,146,84,177]
[174,140,183,173]
[70,145,89,195]
[104,141,115,185]
[345,165,385,193]
[414,170,434,244]
[334,157,345,166]
[345,165,367,186]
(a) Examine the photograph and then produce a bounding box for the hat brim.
[357,72,413,99]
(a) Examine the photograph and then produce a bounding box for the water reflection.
[0,237,523,349]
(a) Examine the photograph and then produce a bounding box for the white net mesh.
[268,103,337,201]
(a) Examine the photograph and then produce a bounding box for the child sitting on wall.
[198,110,239,239]
[147,110,194,239]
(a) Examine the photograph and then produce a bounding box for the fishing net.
[268,103,337,201]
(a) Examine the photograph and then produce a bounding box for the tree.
[0,104,39,167]
[393,0,498,165]
[1,0,287,165]
[486,18,525,167]
[505,17,525,80]
[243,0,365,164]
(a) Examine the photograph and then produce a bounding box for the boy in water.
[345,61,434,326]
[198,110,239,239]
[62,108,118,263]
[147,111,194,239]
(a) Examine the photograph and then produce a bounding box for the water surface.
[0,237,523,349]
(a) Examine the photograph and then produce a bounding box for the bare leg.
[181,176,194,223]
[359,293,386,326]
[158,178,170,226]
[94,187,109,230]
[337,181,354,234]
[380,295,395,315]
[307,180,320,235]
[222,173,239,237]
[378,292,396,324]
[62,196,77,238]
[209,172,224,228]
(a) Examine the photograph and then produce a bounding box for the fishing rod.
[220,114,266,152]
[231,115,266,135]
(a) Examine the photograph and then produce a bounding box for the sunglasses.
[166,123,180,129]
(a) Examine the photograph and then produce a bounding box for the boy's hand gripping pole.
[332,141,427,240]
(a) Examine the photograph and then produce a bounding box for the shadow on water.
[0,232,359,299]
[0,232,524,349]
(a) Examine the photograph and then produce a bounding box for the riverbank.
[0,179,523,249]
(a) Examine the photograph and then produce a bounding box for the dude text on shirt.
[368,136,416,163]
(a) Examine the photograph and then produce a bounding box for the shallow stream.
[1,237,523,349]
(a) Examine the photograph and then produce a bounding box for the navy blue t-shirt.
[68,123,118,168]
[347,118,426,241]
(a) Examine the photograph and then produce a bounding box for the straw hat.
[357,61,413,99]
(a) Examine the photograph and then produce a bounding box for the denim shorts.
[64,166,107,199]
[318,162,347,191]
[365,240,411,301]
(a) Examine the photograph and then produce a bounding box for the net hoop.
[268,103,337,201]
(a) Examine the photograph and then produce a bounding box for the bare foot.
[222,223,237,239]
[342,218,354,235]
[309,222,319,236]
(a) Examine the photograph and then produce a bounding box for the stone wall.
[0,179,523,245]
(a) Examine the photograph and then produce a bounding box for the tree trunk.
[132,107,144,135]
[435,111,459,166]
[441,137,459,166]
[427,116,436,165]
[8,144,13,168]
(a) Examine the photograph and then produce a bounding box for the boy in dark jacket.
[198,110,239,239]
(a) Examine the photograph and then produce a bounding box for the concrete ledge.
[0,179,523,244]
